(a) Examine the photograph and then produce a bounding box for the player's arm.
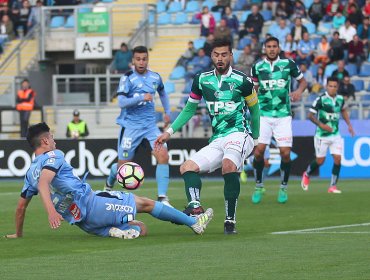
[289,60,307,102]
[5,197,32,238]
[250,65,259,93]
[341,106,355,137]
[157,77,171,124]
[243,77,260,144]
[116,75,152,109]
[38,169,63,229]
[308,100,333,133]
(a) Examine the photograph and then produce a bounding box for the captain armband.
[245,89,258,107]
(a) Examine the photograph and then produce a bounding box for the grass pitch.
[1,178,370,280]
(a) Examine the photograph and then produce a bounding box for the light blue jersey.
[116,69,170,129]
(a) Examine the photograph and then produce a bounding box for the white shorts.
[314,136,343,158]
[259,116,293,147]
[190,132,254,173]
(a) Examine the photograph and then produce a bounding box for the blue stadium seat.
[155,111,163,122]
[303,0,314,8]
[309,64,319,77]
[362,93,370,101]
[202,0,215,9]
[260,10,272,21]
[169,66,186,80]
[317,22,332,35]
[352,80,364,92]
[148,11,155,24]
[324,64,337,77]
[101,0,112,2]
[173,12,188,25]
[234,0,247,11]
[237,37,251,50]
[307,94,318,103]
[345,63,357,76]
[349,108,359,119]
[164,81,175,94]
[78,6,92,13]
[359,63,370,77]
[50,16,65,28]
[189,14,201,24]
[233,49,242,64]
[158,13,171,25]
[185,1,199,13]
[268,23,279,35]
[157,1,166,13]
[213,12,222,23]
[312,37,321,48]
[193,37,206,49]
[168,1,182,13]
[64,15,74,28]
[170,111,180,122]
[240,11,251,23]
[304,22,316,34]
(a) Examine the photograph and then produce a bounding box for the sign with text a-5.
[320,136,370,178]
[77,12,109,33]
[75,37,111,59]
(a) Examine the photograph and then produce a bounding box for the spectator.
[343,0,359,18]
[333,11,346,30]
[0,4,11,21]
[112,43,132,74]
[292,0,306,19]
[16,79,36,138]
[324,0,343,22]
[214,18,232,42]
[222,6,239,35]
[339,19,357,44]
[176,41,197,68]
[211,0,226,14]
[12,0,31,37]
[234,45,254,74]
[347,4,363,27]
[203,33,214,57]
[0,14,15,41]
[357,17,370,54]
[331,60,349,81]
[275,0,292,20]
[338,76,356,101]
[348,34,366,72]
[291,17,308,43]
[27,0,43,29]
[296,63,314,91]
[308,0,325,27]
[329,31,345,62]
[239,4,264,39]
[270,18,291,45]
[311,66,326,93]
[363,0,370,17]
[314,35,330,66]
[281,33,297,60]
[296,32,315,66]
[66,109,89,139]
[263,0,279,18]
[195,6,215,37]
[250,34,262,59]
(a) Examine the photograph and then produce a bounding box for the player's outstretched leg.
[156,163,172,207]
[278,161,290,203]
[252,158,265,204]
[105,163,118,191]
[223,172,239,234]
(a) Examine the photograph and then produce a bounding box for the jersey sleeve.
[251,64,259,86]
[310,96,322,114]
[289,59,303,80]
[42,151,64,173]
[240,76,255,98]
[20,180,38,199]
[117,73,131,95]
[189,73,203,102]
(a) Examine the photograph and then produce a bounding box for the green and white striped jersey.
[190,67,256,142]
[251,57,303,117]
[310,92,345,138]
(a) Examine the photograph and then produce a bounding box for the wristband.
[253,139,258,146]
[166,127,174,136]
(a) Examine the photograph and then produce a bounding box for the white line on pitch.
[0,192,19,196]
[271,222,370,235]
[281,231,370,234]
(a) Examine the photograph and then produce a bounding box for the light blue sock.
[150,201,196,227]
[156,164,169,197]
[106,163,118,187]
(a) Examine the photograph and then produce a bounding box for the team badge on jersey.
[278,66,285,72]
[214,91,224,98]
[229,82,235,92]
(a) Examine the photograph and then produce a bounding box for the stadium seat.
[157,1,166,13]
[358,63,370,77]
[304,22,316,34]
[189,14,201,24]
[268,23,279,35]
[311,37,321,48]
[173,12,188,25]
[234,0,247,11]
[64,15,74,28]
[78,7,92,13]
[237,37,251,50]
[158,13,171,25]
[324,64,337,77]
[362,93,370,101]
[50,16,65,28]
[233,49,242,64]
[349,108,359,119]
[309,64,319,77]
[260,10,272,21]
[185,1,199,13]
[345,63,357,76]
[307,94,318,103]
[148,11,155,24]
[193,37,206,50]
[169,66,186,80]
[168,1,182,13]
[164,81,175,94]
[303,0,314,8]
[155,111,163,122]
[213,12,222,23]
[240,11,251,22]
[317,22,332,35]
[202,0,215,9]
[352,80,364,92]
[170,111,180,122]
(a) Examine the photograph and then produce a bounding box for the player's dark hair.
[211,39,232,52]
[133,46,148,55]
[327,76,339,84]
[264,36,279,46]
[26,122,50,149]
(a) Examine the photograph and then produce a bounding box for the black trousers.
[19,110,31,137]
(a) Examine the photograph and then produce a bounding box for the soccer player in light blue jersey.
[105,46,172,206]
[4,123,213,239]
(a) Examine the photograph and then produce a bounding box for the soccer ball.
[117,162,144,190]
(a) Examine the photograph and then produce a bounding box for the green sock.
[306,160,319,176]
[183,171,202,202]
[253,158,264,185]
[330,164,341,186]
[280,161,291,187]
[223,172,240,221]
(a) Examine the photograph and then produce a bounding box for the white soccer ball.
[116,162,144,190]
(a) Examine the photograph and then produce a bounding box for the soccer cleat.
[240,171,247,183]
[224,220,237,235]
[183,200,205,216]
[191,208,214,234]
[251,187,265,204]
[301,172,310,191]
[277,188,288,203]
[328,186,342,194]
[108,227,140,239]
[158,196,173,208]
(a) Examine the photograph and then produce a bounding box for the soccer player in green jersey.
[251,36,307,204]
[301,77,355,194]
[155,39,260,234]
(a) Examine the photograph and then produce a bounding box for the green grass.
[1,179,370,280]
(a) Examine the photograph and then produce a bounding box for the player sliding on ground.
[155,39,260,234]
[301,77,355,193]
[4,123,213,239]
